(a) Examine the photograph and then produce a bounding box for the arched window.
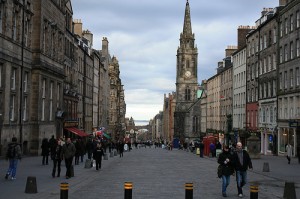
[185,87,191,101]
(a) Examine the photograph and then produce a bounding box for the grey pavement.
[0,147,299,199]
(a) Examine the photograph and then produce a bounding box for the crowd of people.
[4,135,131,180]
[3,136,295,198]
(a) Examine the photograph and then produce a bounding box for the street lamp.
[0,113,3,155]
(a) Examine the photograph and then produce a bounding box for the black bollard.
[262,162,270,172]
[60,182,69,199]
[185,183,193,199]
[283,182,296,199]
[25,176,38,193]
[250,185,258,199]
[124,182,132,199]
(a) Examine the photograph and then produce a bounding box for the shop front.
[260,127,276,155]
[278,122,297,156]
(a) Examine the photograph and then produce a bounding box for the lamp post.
[0,113,2,155]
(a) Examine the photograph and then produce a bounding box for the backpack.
[217,165,223,178]
[7,144,16,159]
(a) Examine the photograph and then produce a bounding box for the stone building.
[174,0,199,142]
[162,92,176,143]
[277,0,300,156]
[246,24,260,141]
[253,8,278,155]
[207,73,221,135]
[108,56,126,141]
[98,37,111,131]
[199,80,207,137]
[232,26,254,144]
[0,0,35,154]
[0,0,126,155]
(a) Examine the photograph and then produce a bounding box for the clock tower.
[174,0,198,139]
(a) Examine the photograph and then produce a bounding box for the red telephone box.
[203,136,216,156]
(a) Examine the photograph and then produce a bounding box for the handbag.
[217,165,223,178]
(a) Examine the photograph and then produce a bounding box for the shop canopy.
[65,127,89,137]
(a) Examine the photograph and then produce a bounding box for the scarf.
[237,150,243,166]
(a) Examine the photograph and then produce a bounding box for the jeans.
[236,170,247,194]
[221,175,230,193]
[7,159,18,178]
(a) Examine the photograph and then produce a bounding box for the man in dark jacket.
[62,138,76,179]
[93,143,105,170]
[5,137,22,180]
[232,142,253,198]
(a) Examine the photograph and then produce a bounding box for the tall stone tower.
[174,0,198,140]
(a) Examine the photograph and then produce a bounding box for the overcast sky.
[72,0,279,122]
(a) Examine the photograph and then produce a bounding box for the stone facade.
[255,9,278,155]
[0,0,125,156]
[174,1,199,141]
[277,0,300,155]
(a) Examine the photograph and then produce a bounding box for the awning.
[65,127,89,137]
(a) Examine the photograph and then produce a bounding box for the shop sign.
[289,121,298,128]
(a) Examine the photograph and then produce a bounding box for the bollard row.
[55,181,297,199]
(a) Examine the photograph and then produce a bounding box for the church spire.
[183,0,192,36]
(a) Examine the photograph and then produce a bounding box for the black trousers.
[42,155,49,165]
[65,157,73,178]
[52,159,61,176]
[95,158,102,170]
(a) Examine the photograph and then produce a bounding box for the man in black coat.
[232,142,253,198]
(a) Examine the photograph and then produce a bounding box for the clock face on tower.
[185,70,191,78]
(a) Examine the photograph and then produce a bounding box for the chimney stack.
[73,19,82,36]
[102,37,109,56]
[279,0,288,6]
[237,25,256,50]
[225,45,237,57]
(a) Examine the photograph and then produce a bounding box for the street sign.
[289,121,298,128]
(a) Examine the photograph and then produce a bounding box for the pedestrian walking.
[5,137,22,180]
[51,139,63,177]
[93,143,105,171]
[118,141,124,157]
[86,138,94,160]
[41,138,50,165]
[62,138,76,179]
[74,139,81,165]
[79,139,85,162]
[49,135,56,158]
[209,142,216,157]
[199,141,204,157]
[217,145,234,197]
[232,142,253,198]
[286,143,293,164]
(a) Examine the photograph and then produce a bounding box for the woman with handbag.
[217,145,234,197]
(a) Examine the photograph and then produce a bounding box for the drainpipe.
[19,0,25,150]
